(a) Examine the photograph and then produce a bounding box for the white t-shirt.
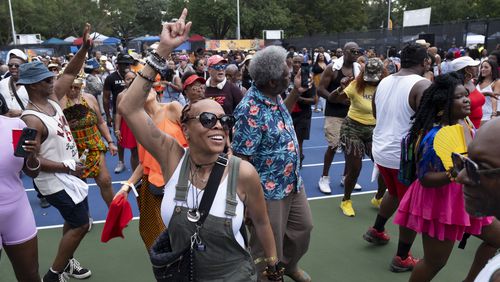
[372,74,425,169]
[0,77,29,111]
[475,253,500,282]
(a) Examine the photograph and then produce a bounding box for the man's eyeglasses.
[350,49,362,55]
[451,152,500,185]
[185,112,235,130]
[209,64,227,71]
[188,84,205,91]
[8,63,20,68]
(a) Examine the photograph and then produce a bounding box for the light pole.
[8,0,17,44]
[387,0,391,30]
[236,0,241,39]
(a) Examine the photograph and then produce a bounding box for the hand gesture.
[114,130,122,142]
[157,9,192,58]
[340,76,353,90]
[23,139,39,162]
[81,23,93,50]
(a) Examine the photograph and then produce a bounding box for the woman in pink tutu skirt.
[394,73,500,282]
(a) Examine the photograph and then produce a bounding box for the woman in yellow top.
[338,58,387,217]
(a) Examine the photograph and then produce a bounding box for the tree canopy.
[1,0,499,45]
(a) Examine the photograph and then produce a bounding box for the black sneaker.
[64,258,92,279]
[40,197,51,208]
[42,269,69,282]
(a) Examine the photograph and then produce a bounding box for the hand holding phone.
[300,63,310,88]
[14,128,38,158]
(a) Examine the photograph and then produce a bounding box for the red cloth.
[101,193,133,243]
[468,88,485,129]
[119,119,137,149]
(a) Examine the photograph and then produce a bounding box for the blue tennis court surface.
[25,112,378,228]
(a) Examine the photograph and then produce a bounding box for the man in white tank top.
[363,43,431,273]
[19,27,95,282]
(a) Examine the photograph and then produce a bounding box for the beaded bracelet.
[145,55,168,73]
[137,69,156,83]
[150,50,167,63]
[121,181,139,197]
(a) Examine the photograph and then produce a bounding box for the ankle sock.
[373,214,388,232]
[396,241,412,259]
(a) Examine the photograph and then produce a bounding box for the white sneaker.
[114,161,125,173]
[318,176,331,194]
[340,176,362,191]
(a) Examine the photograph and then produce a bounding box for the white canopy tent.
[64,36,76,43]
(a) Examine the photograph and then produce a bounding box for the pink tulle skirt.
[394,180,493,242]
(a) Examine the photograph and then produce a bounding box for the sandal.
[285,269,311,282]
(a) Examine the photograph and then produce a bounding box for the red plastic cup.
[12,128,22,151]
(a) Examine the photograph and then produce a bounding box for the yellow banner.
[205,39,265,51]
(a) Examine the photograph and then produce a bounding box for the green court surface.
[0,193,481,281]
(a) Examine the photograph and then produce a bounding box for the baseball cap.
[415,39,430,48]
[7,49,28,62]
[183,74,206,90]
[363,58,384,82]
[17,61,55,85]
[116,53,134,65]
[207,55,227,67]
[450,56,480,72]
[84,58,100,70]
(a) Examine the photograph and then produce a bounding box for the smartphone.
[14,127,38,158]
[300,63,310,88]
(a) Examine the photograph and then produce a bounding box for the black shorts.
[293,118,312,140]
[45,190,89,228]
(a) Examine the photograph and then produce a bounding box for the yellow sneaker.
[371,197,382,209]
[340,200,355,217]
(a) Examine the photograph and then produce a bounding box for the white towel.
[332,56,361,78]
[55,160,89,204]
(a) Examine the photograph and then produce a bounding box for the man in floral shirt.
[232,46,313,282]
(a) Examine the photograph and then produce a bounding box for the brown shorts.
[324,116,344,148]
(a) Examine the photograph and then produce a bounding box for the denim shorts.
[45,190,89,228]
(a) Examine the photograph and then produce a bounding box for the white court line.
[311,116,325,120]
[35,190,377,230]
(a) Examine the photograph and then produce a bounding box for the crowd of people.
[1,8,500,282]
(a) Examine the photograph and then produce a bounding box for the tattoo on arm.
[142,82,153,96]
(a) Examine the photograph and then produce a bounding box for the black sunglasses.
[186,112,235,130]
[8,63,20,68]
[350,49,362,55]
[451,152,500,185]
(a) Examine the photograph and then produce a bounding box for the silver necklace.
[187,166,203,223]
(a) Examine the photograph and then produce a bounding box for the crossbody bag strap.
[196,154,228,226]
[225,156,240,217]
[174,150,191,201]
[9,78,25,110]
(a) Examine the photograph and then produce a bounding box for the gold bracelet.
[254,256,278,265]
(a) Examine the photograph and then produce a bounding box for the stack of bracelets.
[137,50,168,83]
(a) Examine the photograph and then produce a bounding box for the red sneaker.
[390,254,419,272]
[363,227,390,245]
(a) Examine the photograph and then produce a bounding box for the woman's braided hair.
[407,72,464,149]
[180,99,204,124]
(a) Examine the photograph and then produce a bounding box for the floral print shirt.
[232,85,303,200]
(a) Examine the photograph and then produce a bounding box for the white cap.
[6,49,28,62]
[450,56,480,72]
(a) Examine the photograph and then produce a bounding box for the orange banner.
[205,39,264,51]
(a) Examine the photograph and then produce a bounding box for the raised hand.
[82,23,93,50]
[157,8,192,58]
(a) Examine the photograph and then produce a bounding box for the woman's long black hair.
[407,72,464,149]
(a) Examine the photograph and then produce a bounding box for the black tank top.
[324,68,349,117]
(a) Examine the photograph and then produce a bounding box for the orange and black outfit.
[137,117,187,249]
[67,97,107,178]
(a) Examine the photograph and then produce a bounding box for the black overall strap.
[196,154,228,226]
[9,78,25,110]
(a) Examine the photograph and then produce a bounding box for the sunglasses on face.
[209,64,227,71]
[8,63,20,68]
[350,49,362,55]
[186,112,235,130]
[451,152,500,185]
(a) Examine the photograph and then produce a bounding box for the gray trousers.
[249,190,313,281]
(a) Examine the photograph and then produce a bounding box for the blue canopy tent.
[175,41,191,51]
[103,37,121,45]
[131,36,160,42]
[129,36,191,52]
[42,37,71,45]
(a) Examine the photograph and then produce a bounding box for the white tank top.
[161,153,245,248]
[22,100,79,195]
[372,74,425,169]
[478,83,494,121]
